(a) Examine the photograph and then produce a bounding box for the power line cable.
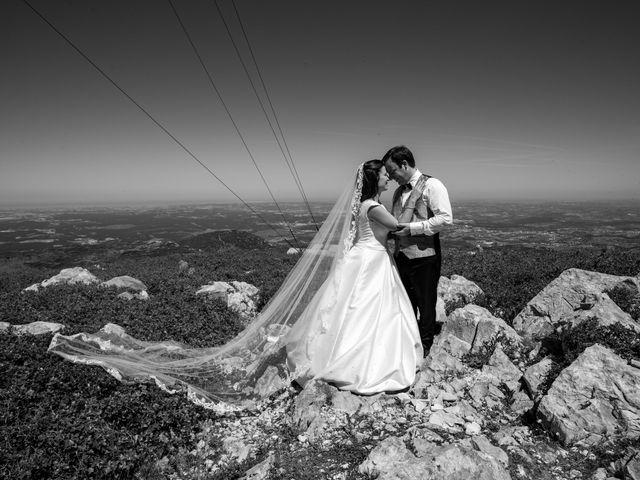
[22,0,297,249]
[229,0,318,230]
[167,0,302,250]
[222,0,319,230]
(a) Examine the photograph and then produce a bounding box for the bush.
[0,333,221,480]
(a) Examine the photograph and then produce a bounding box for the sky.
[1,0,639,207]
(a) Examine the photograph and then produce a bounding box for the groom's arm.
[409,178,453,236]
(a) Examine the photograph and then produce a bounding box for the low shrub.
[0,333,221,480]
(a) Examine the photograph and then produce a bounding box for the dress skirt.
[286,242,423,394]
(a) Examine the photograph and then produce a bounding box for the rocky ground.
[3,262,640,479]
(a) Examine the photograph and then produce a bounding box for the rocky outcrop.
[512,269,638,340]
[537,344,640,446]
[196,281,260,319]
[24,267,100,291]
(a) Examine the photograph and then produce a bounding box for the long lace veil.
[48,165,365,409]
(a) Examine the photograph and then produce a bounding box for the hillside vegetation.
[1,233,638,479]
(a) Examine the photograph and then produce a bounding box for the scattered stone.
[286,247,302,255]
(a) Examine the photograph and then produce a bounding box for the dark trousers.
[395,252,441,350]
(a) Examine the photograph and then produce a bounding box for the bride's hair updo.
[360,159,384,201]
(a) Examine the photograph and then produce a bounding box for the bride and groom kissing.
[49,145,453,404]
[286,145,453,395]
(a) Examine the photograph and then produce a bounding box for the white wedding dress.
[286,199,423,394]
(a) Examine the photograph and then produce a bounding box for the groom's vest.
[391,174,441,259]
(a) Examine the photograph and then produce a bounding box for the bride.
[286,160,423,394]
[49,160,424,406]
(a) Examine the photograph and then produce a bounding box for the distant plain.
[1,200,638,260]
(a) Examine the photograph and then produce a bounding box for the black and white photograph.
[1,1,639,479]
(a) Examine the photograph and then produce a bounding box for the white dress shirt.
[400,170,453,236]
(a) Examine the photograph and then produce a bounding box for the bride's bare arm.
[367,205,398,230]
[395,177,427,233]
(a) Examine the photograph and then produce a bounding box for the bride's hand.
[394,223,411,237]
[406,177,426,205]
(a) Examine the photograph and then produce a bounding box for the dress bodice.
[356,199,391,250]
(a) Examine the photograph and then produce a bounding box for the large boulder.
[438,275,484,312]
[196,281,260,319]
[565,292,640,333]
[537,344,640,446]
[439,304,522,356]
[512,269,637,340]
[358,436,511,479]
[24,267,100,292]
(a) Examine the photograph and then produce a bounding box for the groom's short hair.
[382,145,415,168]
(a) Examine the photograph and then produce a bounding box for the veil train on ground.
[49,173,363,409]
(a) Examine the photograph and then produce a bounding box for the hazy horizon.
[2,1,639,206]
[2,196,639,212]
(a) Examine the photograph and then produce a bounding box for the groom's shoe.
[422,339,433,357]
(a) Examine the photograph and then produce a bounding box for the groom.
[383,145,453,353]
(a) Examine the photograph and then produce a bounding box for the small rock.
[465,422,482,436]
